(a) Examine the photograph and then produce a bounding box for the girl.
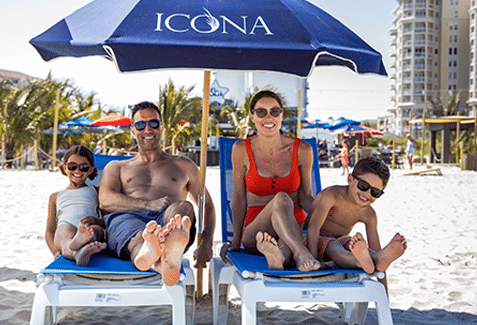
[336,139,350,175]
[45,145,106,266]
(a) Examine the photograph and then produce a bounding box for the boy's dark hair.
[61,145,97,180]
[131,101,162,123]
[352,157,390,188]
[250,90,283,112]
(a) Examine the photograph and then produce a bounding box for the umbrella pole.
[51,90,60,171]
[297,90,302,138]
[196,70,211,300]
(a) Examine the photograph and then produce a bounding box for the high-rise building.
[389,0,470,137]
[468,0,477,110]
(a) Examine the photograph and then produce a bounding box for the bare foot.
[69,223,94,251]
[134,221,165,271]
[294,250,321,272]
[375,233,407,272]
[75,241,106,266]
[349,233,375,274]
[256,232,285,270]
[161,215,191,286]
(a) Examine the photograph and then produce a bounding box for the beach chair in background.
[210,137,393,325]
[30,154,195,325]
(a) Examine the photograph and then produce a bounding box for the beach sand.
[1,165,477,324]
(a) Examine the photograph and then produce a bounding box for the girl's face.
[64,154,95,187]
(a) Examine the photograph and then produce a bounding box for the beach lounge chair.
[30,154,195,325]
[210,137,393,325]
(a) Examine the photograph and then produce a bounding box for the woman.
[220,90,320,271]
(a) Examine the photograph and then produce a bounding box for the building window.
[454,48,458,55]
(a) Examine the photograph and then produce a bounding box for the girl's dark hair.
[352,157,390,188]
[250,90,283,112]
[61,145,97,180]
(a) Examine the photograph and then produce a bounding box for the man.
[99,101,216,286]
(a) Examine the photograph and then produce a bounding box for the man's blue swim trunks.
[104,210,196,260]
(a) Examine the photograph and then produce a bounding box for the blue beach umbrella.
[30,0,387,296]
[332,123,368,134]
[327,117,361,130]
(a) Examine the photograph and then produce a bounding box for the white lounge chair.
[210,137,393,325]
[29,154,195,325]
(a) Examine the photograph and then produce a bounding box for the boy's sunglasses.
[252,107,282,118]
[133,119,161,131]
[352,174,384,198]
[67,162,91,173]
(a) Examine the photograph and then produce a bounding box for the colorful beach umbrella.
[30,0,388,297]
[332,123,368,134]
[91,113,131,127]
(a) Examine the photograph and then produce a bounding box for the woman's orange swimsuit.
[244,138,306,227]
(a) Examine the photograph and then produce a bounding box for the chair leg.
[241,298,257,325]
[211,257,230,325]
[348,302,369,325]
[185,284,195,325]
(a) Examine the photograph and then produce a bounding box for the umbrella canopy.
[353,126,383,136]
[66,117,94,126]
[29,0,387,78]
[327,117,361,130]
[333,123,368,134]
[91,113,131,127]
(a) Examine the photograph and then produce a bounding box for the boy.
[306,157,407,290]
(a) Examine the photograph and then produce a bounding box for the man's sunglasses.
[133,119,161,131]
[252,107,282,118]
[67,162,91,173]
[352,174,384,198]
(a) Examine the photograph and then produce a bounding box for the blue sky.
[0,0,396,121]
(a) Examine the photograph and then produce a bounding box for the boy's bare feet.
[349,233,375,274]
[256,232,285,270]
[375,233,407,272]
[69,223,94,251]
[294,250,321,272]
[161,215,191,286]
[134,221,165,271]
[75,241,106,266]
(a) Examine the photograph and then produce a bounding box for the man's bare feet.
[349,233,375,274]
[375,233,407,272]
[256,232,285,270]
[161,215,191,286]
[134,221,165,271]
[69,223,94,251]
[75,241,106,266]
[294,250,321,272]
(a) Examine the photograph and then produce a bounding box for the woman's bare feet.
[256,232,285,270]
[75,241,106,266]
[375,233,407,272]
[161,215,191,286]
[134,221,165,271]
[69,223,94,251]
[349,233,375,274]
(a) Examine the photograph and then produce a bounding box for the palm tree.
[427,91,463,116]
[158,81,202,149]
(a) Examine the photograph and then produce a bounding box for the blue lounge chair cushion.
[227,249,365,277]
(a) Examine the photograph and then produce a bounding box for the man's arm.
[98,160,171,213]
[184,160,216,268]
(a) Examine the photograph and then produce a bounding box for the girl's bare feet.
[134,221,165,271]
[69,223,94,251]
[75,241,106,266]
[161,215,191,286]
[256,232,285,270]
[375,233,407,272]
[349,233,375,274]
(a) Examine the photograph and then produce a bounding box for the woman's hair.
[61,145,97,180]
[250,90,283,112]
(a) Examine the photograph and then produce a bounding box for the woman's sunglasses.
[67,162,91,173]
[351,174,384,198]
[252,107,282,118]
[133,119,161,131]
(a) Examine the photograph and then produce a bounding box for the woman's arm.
[297,141,315,213]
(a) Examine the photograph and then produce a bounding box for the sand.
[1,164,477,324]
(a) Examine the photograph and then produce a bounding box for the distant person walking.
[406,134,418,169]
[336,139,350,175]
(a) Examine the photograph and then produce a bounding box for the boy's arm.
[363,209,382,252]
[306,188,336,259]
[46,192,60,258]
